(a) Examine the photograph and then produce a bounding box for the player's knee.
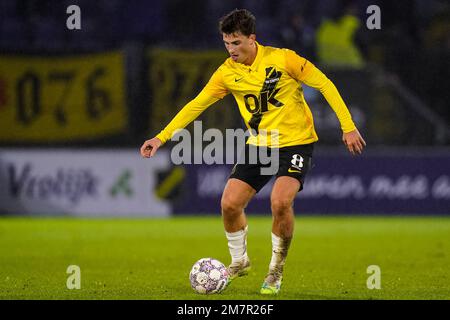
[221,197,243,218]
[271,198,293,216]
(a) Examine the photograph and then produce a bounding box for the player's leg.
[271,176,299,239]
[221,178,255,232]
[221,178,256,279]
[260,176,300,294]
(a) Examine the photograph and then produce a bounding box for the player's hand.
[342,129,366,155]
[140,137,162,158]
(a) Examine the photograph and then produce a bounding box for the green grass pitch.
[0,216,449,300]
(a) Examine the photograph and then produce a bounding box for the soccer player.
[141,9,366,294]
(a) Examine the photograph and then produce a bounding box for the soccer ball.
[189,258,229,294]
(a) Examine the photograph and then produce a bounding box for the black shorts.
[229,143,314,193]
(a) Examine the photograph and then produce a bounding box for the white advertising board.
[0,149,171,216]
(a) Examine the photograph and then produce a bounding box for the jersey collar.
[233,41,264,72]
[248,41,264,72]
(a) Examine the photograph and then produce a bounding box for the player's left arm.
[285,50,366,155]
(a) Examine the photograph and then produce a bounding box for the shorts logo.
[288,168,302,173]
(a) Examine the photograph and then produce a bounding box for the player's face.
[223,32,256,65]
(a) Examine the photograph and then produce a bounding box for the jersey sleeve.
[285,49,357,133]
[202,67,229,99]
[155,90,220,144]
[284,49,315,82]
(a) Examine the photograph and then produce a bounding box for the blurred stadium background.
[0,0,448,216]
[0,0,449,299]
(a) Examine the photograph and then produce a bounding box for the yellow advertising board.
[0,52,127,141]
[148,49,237,134]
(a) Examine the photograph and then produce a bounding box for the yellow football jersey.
[156,42,356,147]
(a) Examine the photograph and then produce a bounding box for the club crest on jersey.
[264,67,281,84]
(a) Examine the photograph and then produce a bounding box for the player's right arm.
[140,68,228,158]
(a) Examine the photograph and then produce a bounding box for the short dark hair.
[219,9,256,36]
